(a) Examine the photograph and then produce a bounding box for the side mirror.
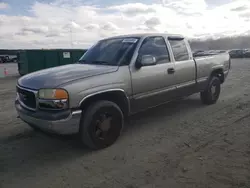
[136,55,156,68]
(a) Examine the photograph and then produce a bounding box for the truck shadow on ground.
[0,95,205,180]
[124,95,204,131]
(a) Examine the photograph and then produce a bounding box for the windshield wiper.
[91,60,113,65]
[78,60,114,65]
[78,59,86,63]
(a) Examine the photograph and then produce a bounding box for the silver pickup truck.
[15,33,231,150]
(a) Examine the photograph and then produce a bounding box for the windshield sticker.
[122,38,138,43]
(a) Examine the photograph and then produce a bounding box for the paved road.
[0,59,250,188]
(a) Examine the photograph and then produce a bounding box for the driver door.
[129,36,177,113]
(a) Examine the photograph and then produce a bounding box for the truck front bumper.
[15,100,82,135]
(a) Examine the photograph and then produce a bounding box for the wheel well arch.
[79,90,130,117]
[210,68,224,83]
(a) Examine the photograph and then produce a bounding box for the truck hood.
[18,64,118,90]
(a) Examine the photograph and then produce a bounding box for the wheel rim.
[90,107,122,147]
[95,113,112,140]
[211,85,216,95]
[210,81,220,100]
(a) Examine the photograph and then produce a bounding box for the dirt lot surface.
[0,59,250,188]
[0,63,18,77]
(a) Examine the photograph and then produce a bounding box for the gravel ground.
[0,63,18,77]
[0,59,250,188]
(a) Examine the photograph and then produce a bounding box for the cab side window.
[137,36,170,64]
[169,39,189,61]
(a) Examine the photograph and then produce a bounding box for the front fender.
[211,64,224,72]
[77,88,131,116]
[78,88,128,106]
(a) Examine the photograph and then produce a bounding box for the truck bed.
[194,52,230,82]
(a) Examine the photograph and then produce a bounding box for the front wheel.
[79,100,124,150]
[200,76,221,105]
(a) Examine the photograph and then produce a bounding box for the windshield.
[78,37,140,66]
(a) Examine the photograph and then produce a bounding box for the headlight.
[38,89,69,110]
[38,89,68,100]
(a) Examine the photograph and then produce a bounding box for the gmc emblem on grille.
[19,93,27,101]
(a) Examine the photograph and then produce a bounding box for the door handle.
[167,68,175,74]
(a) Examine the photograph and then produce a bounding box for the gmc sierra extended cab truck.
[15,33,231,150]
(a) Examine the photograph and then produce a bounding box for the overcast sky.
[0,0,249,49]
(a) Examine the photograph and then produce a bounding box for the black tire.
[200,76,221,105]
[79,100,124,150]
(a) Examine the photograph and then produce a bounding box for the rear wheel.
[79,100,124,150]
[200,76,221,105]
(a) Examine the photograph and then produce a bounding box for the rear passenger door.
[130,36,177,113]
[168,38,196,97]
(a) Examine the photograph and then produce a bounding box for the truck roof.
[104,33,184,40]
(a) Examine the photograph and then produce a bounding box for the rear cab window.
[168,39,190,61]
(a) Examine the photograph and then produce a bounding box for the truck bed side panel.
[194,53,230,91]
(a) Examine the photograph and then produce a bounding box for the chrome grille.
[17,86,37,110]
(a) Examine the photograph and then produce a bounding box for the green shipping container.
[18,49,87,75]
